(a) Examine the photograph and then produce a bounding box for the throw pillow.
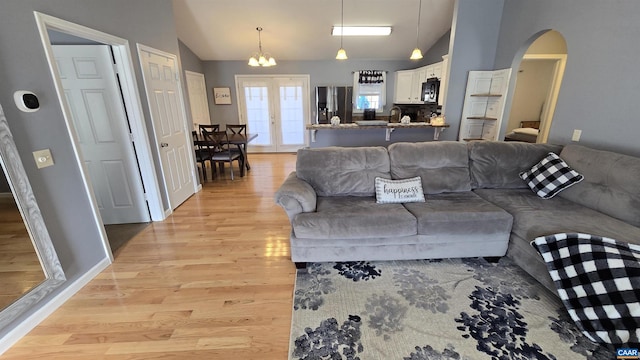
[531,233,640,344]
[519,152,584,199]
[375,176,425,204]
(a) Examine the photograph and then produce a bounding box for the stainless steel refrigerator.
[316,86,353,124]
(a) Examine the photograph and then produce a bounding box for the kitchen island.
[306,122,449,146]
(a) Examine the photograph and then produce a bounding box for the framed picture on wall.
[213,87,232,105]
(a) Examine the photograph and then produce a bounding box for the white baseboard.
[0,258,111,355]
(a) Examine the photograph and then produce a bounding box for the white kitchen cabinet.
[394,70,415,104]
[393,58,447,105]
[394,67,426,104]
[438,55,449,107]
[425,61,442,79]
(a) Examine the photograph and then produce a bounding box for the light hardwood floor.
[3,153,298,359]
[0,197,46,310]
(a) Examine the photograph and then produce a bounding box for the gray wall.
[494,0,640,156]
[441,0,505,141]
[178,39,205,132]
[0,0,179,338]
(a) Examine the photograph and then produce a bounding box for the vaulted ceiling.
[172,0,455,61]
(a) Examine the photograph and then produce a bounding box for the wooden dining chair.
[225,124,249,170]
[193,131,213,180]
[225,124,246,136]
[198,124,220,139]
[201,129,243,180]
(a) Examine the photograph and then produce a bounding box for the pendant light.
[410,0,423,60]
[336,0,348,60]
[248,27,276,67]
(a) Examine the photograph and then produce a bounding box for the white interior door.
[236,75,309,152]
[138,46,195,210]
[53,45,150,224]
[185,70,211,129]
[458,69,511,141]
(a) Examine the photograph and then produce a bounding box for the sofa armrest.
[274,171,317,221]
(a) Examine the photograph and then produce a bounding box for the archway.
[504,30,567,143]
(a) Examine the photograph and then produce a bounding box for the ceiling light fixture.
[410,0,424,60]
[336,0,347,60]
[248,27,276,67]
[332,26,392,36]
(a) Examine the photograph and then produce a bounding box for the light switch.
[33,149,54,169]
[571,129,582,142]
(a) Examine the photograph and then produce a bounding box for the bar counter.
[306,122,450,143]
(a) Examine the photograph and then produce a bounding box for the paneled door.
[458,69,511,141]
[53,45,150,224]
[184,70,211,128]
[236,75,309,152]
[138,45,195,210]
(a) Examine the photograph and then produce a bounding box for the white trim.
[0,258,110,355]
[234,74,311,153]
[136,44,200,206]
[34,12,167,228]
[522,54,567,144]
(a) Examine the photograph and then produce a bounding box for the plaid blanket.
[532,233,640,345]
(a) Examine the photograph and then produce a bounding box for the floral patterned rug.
[289,258,616,360]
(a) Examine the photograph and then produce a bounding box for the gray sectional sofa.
[274,141,640,293]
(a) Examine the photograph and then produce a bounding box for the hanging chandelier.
[248,27,276,67]
[410,0,424,60]
[336,0,347,60]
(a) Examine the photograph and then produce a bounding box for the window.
[353,71,386,112]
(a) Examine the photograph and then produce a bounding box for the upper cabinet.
[393,57,447,105]
[394,70,417,104]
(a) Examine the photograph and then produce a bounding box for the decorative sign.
[213,87,231,105]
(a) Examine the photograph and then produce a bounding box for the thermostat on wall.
[13,91,40,112]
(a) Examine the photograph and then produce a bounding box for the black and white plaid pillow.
[519,152,583,199]
[532,233,640,344]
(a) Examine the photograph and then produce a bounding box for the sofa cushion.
[388,141,471,194]
[296,147,390,197]
[374,176,425,204]
[468,141,562,189]
[558,145,640,228]
[473,189,640,244]
[403,191,512,237]
[519,152,584,199]
[292,196,417,239]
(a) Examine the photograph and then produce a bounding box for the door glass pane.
[243,85,271,146]
[279,84,304,146]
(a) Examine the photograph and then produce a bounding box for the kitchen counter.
[306,122,450,142]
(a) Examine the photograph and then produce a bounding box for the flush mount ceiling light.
[336,0,347,60]
[248,27,276,67]
[332,26,392,36]
[410,0,424,60]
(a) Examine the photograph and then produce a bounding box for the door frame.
[184,70,211,129]
[520,54,567,144]
[235,74,311,152]
[136,43,199,210]
[34,12,166,259]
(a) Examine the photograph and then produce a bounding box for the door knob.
[160,142,168,147]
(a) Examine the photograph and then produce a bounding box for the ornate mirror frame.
[0,104,65,329]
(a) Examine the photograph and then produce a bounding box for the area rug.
[289,258,619,360]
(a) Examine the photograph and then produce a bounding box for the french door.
[236,75,310,152]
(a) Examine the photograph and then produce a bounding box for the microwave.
[421,78,440,103]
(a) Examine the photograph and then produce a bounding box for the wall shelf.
[466,116,498,120]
